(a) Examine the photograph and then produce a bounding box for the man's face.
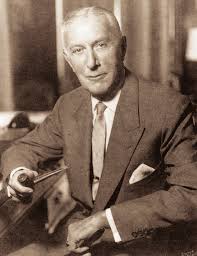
[63,15,126,99]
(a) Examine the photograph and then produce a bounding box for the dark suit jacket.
[1,70,197,255]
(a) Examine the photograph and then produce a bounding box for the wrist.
[95,211,109,230]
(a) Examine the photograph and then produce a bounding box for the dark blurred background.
[0,0,196,112]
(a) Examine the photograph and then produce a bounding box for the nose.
[86,49,99,70]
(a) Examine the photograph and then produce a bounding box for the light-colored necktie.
[92,102,107,200]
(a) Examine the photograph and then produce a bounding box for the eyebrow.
[93,38,111,45]
[68,37,111,49]
[70,44,84,49]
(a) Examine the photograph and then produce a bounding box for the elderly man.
[1,6,197,256]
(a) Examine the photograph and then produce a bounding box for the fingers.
[66,244,90,254]
[70,246,90,254]
[8,168,38,196]
[7,185,23,202]
[64,249,91,256]
[66,235,90,254]
[74,247,90,254]
[16,169,38,179]
[65,213,104,255]
[32,170,39,177]
[82,253,92,256]
[7,185,17,197]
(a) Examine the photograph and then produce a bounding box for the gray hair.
[61,6,122,48]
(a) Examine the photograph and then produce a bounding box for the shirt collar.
[91,89,121,113]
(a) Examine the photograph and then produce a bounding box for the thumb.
[32,171,38,177]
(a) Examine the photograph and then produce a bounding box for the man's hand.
[66,211,109,254]
[8,168,38,201]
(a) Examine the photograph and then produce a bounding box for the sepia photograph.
[0,0,196,255]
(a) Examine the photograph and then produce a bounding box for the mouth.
[86,73,107,81]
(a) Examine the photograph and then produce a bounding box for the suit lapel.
[93,73,145,211]
[66,89,93,208]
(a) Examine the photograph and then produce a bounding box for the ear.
[120,36,127,61]
[63,49,75,72]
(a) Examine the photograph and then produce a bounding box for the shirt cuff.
[105,208,122,243]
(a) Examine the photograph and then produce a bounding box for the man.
[1,6,197,256]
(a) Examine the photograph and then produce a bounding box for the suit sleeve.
[109,96,197,243]
[0,96,64,179]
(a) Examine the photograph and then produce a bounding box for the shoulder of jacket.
[55,86,87,106]
[138,77,191,114]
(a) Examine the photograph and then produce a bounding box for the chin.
[91,89,112,101]
[91,91,106,98]
[88,85,109,97]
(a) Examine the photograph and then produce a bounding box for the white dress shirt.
[91,91,122,243]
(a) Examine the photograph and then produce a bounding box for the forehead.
[63,14,116,46]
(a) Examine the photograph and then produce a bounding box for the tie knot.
[96,102,107,116]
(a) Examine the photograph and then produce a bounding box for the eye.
[96,42,107,49]
[71,47,84,55]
